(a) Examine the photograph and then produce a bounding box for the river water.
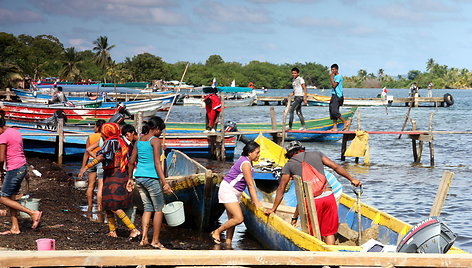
[70,87,472,252]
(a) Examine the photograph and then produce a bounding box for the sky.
[1,0,471,76]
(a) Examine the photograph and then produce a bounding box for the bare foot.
[0,229,20,235]
[210,231,221,244]
[107,231,118,237]
[342,119,352,131]
[129,229,141,240]
[328,127,338,132]
[31,211,43,229]
[139,240,149,247]
[151,242,168,250]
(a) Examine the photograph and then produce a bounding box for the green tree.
[59,47,82,81]
[426,58,436,72]
[407,70,421,80]
[129,53,170,81]
[93,36,115,82]
[0,62,22,88]
[205,55,224,66]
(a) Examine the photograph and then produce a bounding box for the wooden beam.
[293,176,309,234]
[0,250,471,267]
[303,181,321,240]
[430,171,454,217]
[56,118,64,165]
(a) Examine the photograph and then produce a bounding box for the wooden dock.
[256,95,453,107]
[0,250,470,267]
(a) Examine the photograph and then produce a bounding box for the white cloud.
[195,1,272,24]
[68,39,90,51]
[129,45,157,57]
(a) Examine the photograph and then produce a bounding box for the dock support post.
[428,112,435,166]
[269,107,279,143]
[57,118,64,165]
[219,93,226,161]
[6,87,11,101]
[354,110,361,163]
[411,119,419,162]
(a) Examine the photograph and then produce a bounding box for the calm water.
[71,87,472,252]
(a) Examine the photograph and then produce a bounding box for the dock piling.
[56,118,64,165]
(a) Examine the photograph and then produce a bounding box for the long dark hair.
[142,116,166,135]
[241,141,260,157]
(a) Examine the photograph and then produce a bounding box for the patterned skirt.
[102,167,132,211]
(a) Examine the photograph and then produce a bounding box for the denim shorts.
[135,177,165,212]
[1,164,27,197]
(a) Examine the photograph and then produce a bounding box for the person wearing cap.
[265,141,361,245]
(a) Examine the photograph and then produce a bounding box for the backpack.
[296,152,327,197]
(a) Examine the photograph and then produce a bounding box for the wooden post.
[125,93,129,102]
[341,135,348,161]
[57,118,64,165]
[414,91,419,107]
[430,171,454,217]
[411,119,419,162]
[355,110,361,163]
[280,97,292,148]
[136,111,143,136]
[6,87,11,101]
[219,92,226,161]
[303,181,321,240]
[293,176,309,234]
[269,107,279,143]
[399,99,415,139]
[428,112,435,166]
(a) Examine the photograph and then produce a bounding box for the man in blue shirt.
[329,64,350,131]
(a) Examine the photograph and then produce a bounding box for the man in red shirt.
[204,93,222,133]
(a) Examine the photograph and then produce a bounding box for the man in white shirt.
[287,67,307,130]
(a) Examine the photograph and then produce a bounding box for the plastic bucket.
[74,179,87,190]
[36,238,55,250]
[162,201,185,227]
[17,197,41,219]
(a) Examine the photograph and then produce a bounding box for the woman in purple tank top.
[210,141,262,247]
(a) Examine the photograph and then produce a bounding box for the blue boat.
[164,150,225,230]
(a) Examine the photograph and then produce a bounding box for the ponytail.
[142,116,166,135]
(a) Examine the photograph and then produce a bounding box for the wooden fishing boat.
[13,88,176,114]
[240,187,466,253]
[15,127,236,159]
[308,94,392,107]
[1,101,118,122]
[164,150,225,230]
[165,107,357,142]
[244,134,466,253]
[182,95,256,107]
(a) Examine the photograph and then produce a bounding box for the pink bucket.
[36,238,56,251]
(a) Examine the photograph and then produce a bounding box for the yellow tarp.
[344,130,370,164]
[254,133,288,167]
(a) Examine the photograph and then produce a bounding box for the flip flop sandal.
[209,231,221,244]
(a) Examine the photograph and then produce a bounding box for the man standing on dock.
[329,64,350,131]
[287,67,307,131]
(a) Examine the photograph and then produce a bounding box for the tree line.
[1,32,471,90]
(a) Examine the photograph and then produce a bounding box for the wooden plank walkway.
[0,250,470,267]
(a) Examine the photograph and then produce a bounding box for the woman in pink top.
[0,113,42,234]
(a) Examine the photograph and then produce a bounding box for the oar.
[352,185,363,245]
[279,96,292,159]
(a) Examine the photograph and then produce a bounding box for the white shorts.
[218,180,243,203]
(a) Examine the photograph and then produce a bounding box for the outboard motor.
[116,103,132,118]
[224,121,250,144]
[396,217,456,254]
[40,110,67,130]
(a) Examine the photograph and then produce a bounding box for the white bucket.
[17,197,41,219]
[74,179,87,190]
[162,201,185,227]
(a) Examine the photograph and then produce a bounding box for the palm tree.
[60,47,82,81]
[378,68,384,80]
[93,36,115,82]
[426,58,436,72]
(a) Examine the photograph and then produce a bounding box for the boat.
[242,135,466,253]
[308,94,393,107]
[15,126,236,159]
[13,88,177,114]
[164,150,225,230]
[182,95,256,107]
[0,101,119,123]
[165,108,357,142]
[240,189,466,253]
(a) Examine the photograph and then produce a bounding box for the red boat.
[0,102,117,123]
